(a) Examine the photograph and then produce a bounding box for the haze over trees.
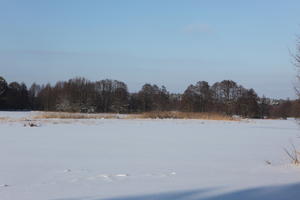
[0,76,298,118]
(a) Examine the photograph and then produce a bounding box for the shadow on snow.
[53,182,300,200]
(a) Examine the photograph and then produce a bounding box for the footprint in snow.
[0,184,9,187]
[88,174,130,182]
[115,174,129,177]
[145,171,176,177]
[64,169,72,173]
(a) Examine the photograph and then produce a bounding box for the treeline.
[0,76,299,118]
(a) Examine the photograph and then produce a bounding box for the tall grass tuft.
[284,142,300,165]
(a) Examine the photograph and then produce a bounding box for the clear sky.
[0,0,299,99]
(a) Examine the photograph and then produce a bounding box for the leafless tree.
[293,36,300,97]
[0,76,7,96]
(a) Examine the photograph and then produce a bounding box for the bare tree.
[0,76,7,96]
[294,37,300,97]
[211,80,244,114]
[181,81,212,112]
[0,75,267,116]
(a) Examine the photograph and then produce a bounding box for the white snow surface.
[0,111,300,200]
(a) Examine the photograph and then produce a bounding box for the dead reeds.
[32,112,122,119]
[129,111,237,121]
[30,111,237,121]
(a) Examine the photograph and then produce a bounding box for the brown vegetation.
[32,112,122,119]
[0,117,8,121]
[130,111,237,121]
[284,142,300,165]
[32,111,237,121]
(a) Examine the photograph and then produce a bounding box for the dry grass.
[31,111,237,121]
[129,111,237,121]
[0,117,23,123]
[0,117,9,121]
[32,112,122,119]
[284,142,300,165]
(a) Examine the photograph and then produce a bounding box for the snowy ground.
[0,111,300,200]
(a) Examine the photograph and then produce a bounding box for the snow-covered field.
[0,111,300,200]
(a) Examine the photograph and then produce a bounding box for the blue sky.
[0,0,299,98]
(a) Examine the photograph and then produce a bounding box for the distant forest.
[0,76,299,119]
